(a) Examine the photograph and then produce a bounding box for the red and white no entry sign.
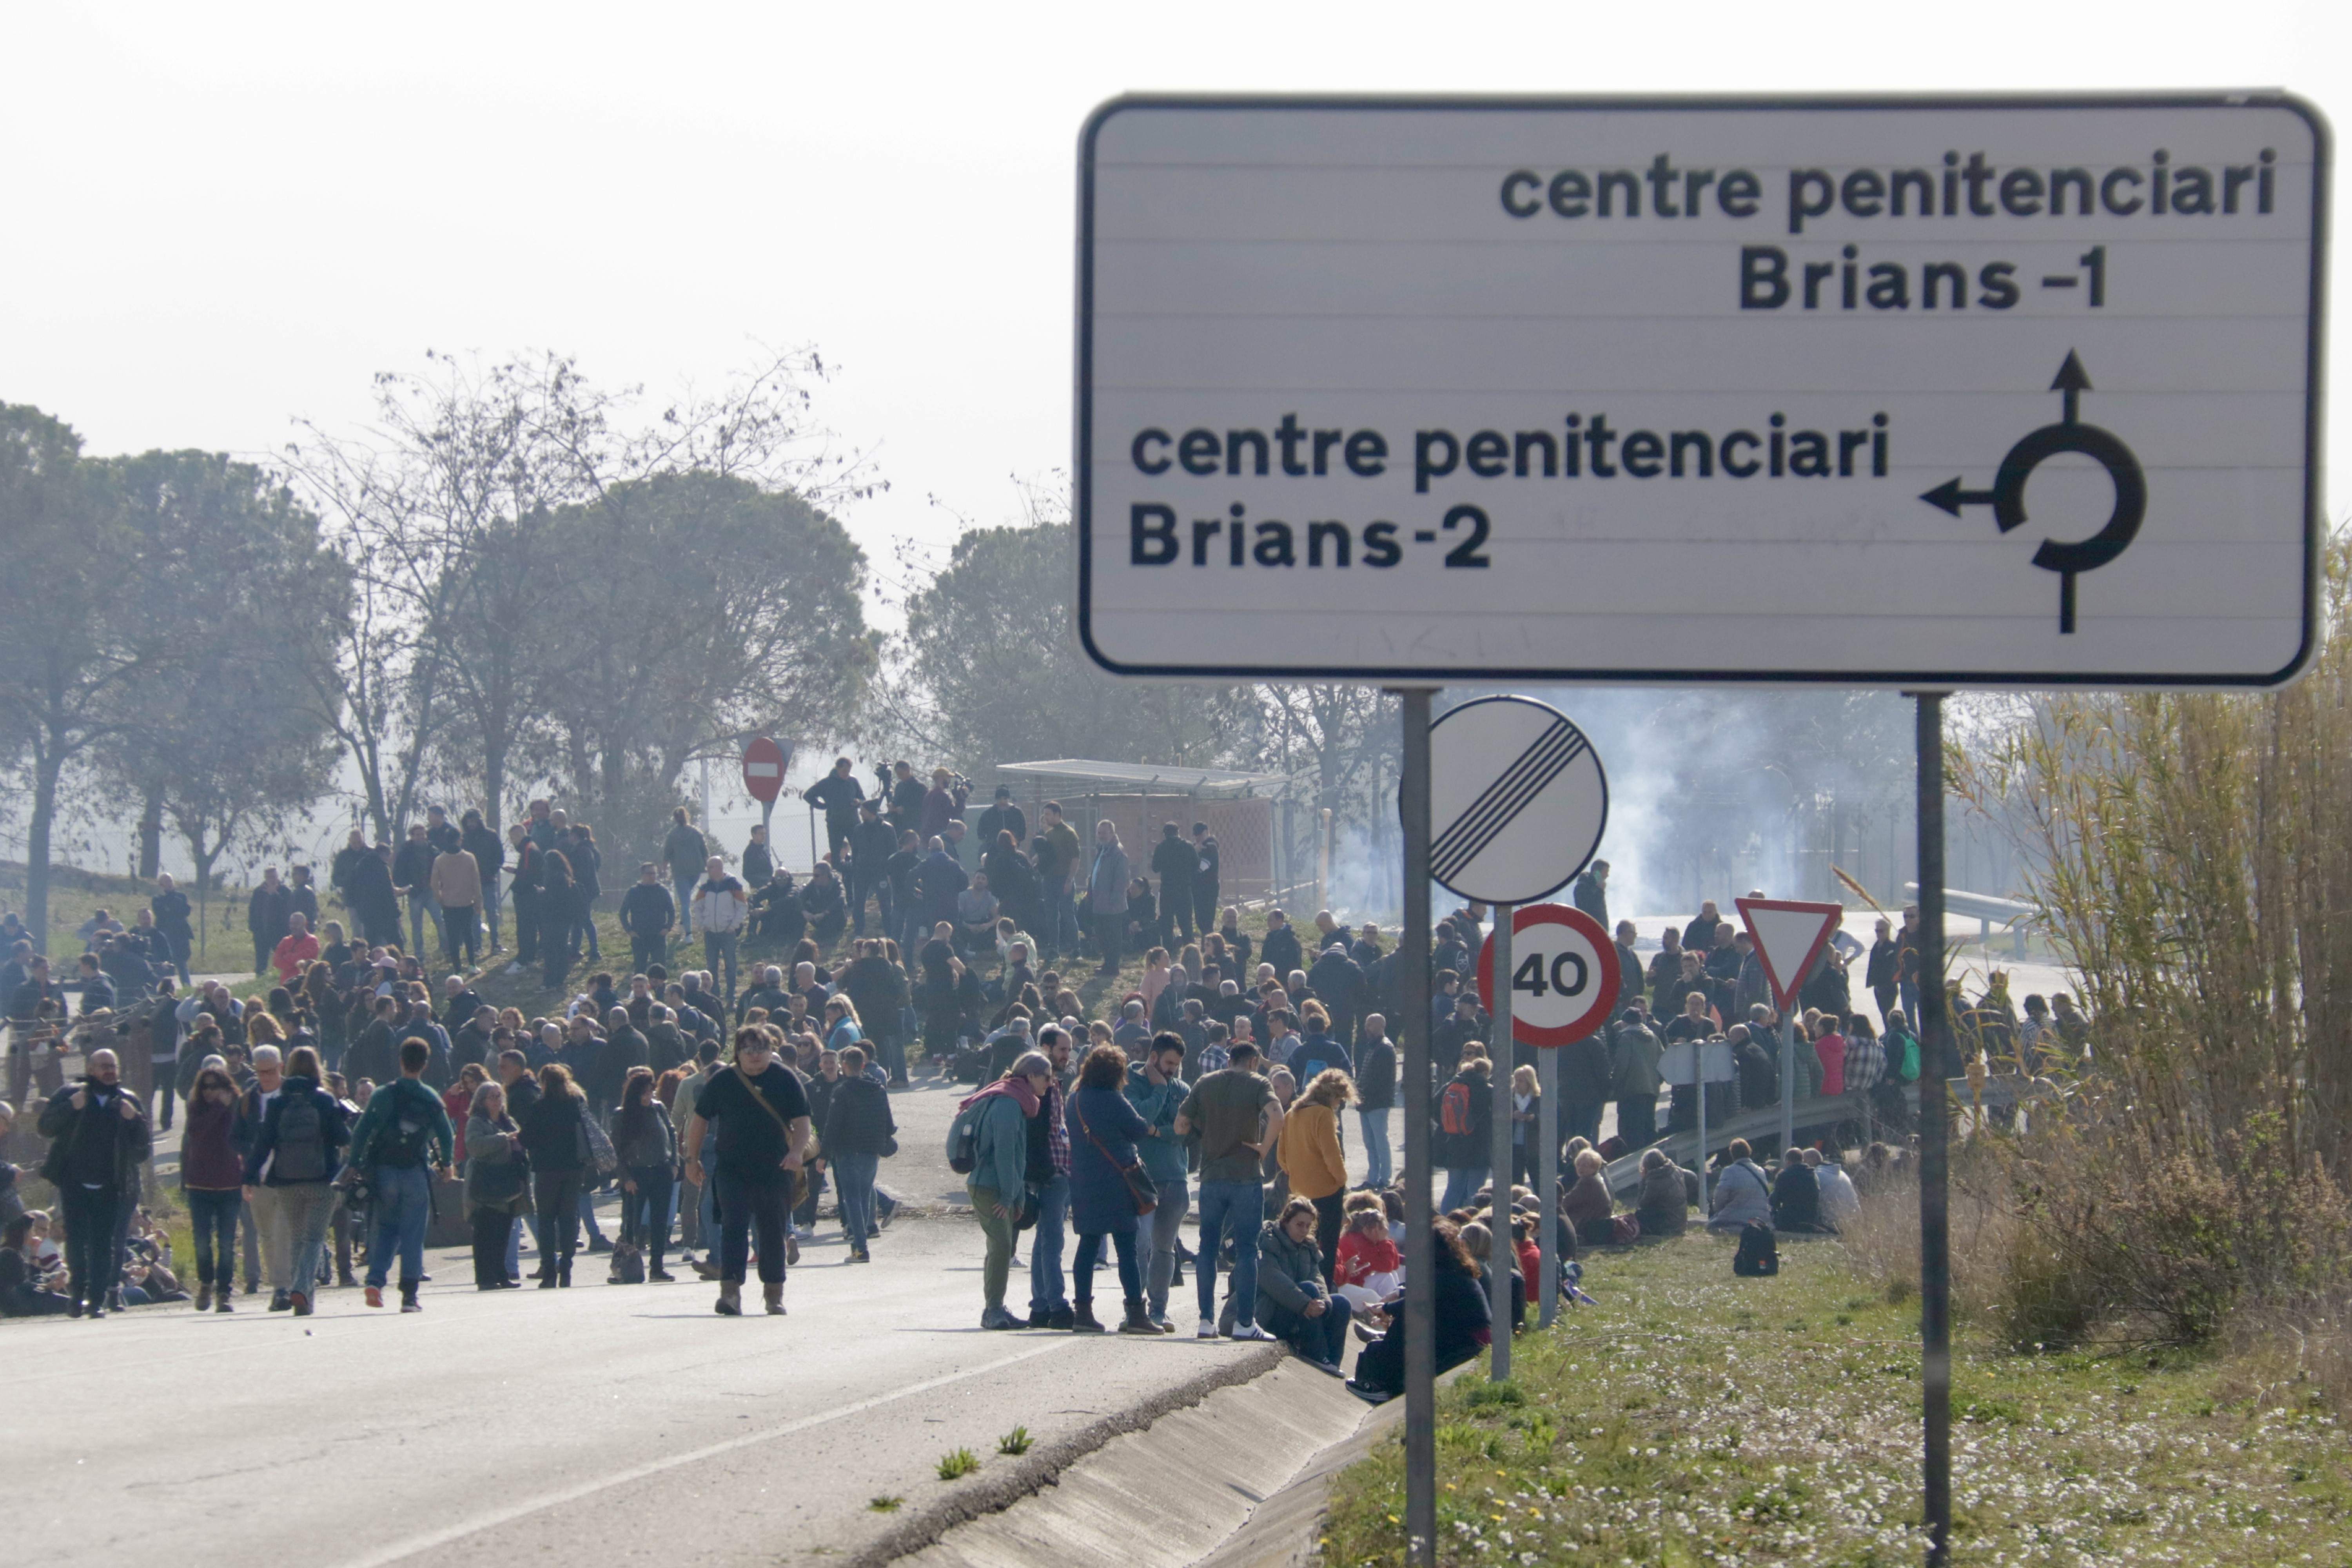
[740,737,787,805]
[1474,903,1620,1047]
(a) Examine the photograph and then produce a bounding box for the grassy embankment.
[1319,1228,2352,1566]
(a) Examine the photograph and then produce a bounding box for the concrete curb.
[842,1338,1289,1568]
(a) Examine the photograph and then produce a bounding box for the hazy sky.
[4,0,2343,617]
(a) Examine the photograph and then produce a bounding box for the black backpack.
[1732,1221,1780,1277]
[274,1092,329,1182]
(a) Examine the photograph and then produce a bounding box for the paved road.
[6,1214,1284,1568]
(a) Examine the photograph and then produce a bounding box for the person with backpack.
[821,1045,895,1263]
[345,1037,455,1312]
[956,1051,1050,1330]
[517,1062,594,1288]
[1433,1047,1494,1214]
[683,1027,811,1317]
[1708,1137,1774,1230]
[240,1044,349,1316]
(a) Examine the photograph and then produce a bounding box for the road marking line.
[332,1338,1075,1568]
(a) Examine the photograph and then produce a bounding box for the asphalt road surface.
[7,1212,1281,1568]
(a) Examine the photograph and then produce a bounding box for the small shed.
[986,759,1303,909]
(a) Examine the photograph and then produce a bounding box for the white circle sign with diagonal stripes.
[1428,695,1607,906]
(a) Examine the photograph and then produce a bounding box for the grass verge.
[1319,1230,2352,1565]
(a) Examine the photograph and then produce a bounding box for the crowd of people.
[1,778,2079,1405]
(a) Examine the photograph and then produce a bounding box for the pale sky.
[4,0,2343,614]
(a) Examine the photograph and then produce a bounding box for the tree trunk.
[191,844,219,974]
[25,743,62,955]
[137,781,164,880]
[483,740,506,837]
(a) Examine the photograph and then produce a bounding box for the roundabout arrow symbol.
[1918,350,2145,634]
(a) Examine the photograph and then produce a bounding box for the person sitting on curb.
[1221,1196,1351,1375]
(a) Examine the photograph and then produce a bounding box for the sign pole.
[1536,1031,1559,1328]
[1696,1052,1709,1211]
[1779,1011,1797,1162]
[1394,686,1437,1568]
[1916,692,1953,1565]
[1488,902,1513,1381]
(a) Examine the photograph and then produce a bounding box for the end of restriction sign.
[1475,903,1620,1047]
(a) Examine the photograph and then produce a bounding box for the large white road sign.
[1075,95,2326,688]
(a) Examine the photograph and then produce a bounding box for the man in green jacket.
[965,1053,1048,1331]
[345,1037,454,1313]
[1125,1033,1191,1331]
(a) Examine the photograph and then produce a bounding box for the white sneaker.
[1231,1323,1278,1341]
[1196,1318,1218,1339]
[504,962,524,975]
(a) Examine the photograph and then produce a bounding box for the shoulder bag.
[1071,1094,1157,1216]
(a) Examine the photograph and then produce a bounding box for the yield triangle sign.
[1736,896,1844,1012]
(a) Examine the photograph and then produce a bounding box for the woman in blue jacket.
[1066,1044,1160,1335]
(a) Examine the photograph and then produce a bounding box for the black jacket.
[518,1091,588,1175]
[1259,925,1303,979]
[247,884,292,941]
[1307,948,1363,1014]
[462,823,506,885]
[848,818,897,876]
[1149,834,1194,893]
[392,840,436,895]
[619,882,676,937]
[1559,1031,1613,1105]
[742,840,774,888]
[1356,1036,1397,1109]
[974,802,1027,848]
[822,1076,897,1156]
[38,1078,152,1192]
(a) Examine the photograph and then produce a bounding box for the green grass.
[0,862,252,974]
[997,1425,1033,1456]
[936,1447,979,1481]
[1319,1232,2352,1565]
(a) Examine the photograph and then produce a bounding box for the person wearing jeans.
[692,857,748,1010]
[1178,1040,1282,1340]
[1124,1034,1192,1328]
[345,1038,455,1312]
[822,1045,895,1261]
[38,1049,153,1317]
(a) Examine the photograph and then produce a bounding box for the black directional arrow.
[2051,349,2091,425]
[1919,477,1999,519]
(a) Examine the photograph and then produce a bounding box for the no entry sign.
[1475,904,1621,1047]
[1076,94,2325,689]
[740,737,788,805]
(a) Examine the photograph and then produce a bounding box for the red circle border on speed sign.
[1474,904,1621,1047]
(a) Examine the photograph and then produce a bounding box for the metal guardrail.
[1600,1074,2053,1200]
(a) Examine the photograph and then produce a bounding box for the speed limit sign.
[1474,904,1621,1047]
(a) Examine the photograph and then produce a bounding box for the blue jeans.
[1195,1178,1263,1327]
[1044,874,1078,960]
[1028,1173,1070,1316]
[1358,1108,1393,1189]
[578,1185,607,1243]
[506,1210,540,1278]
[705,929,740,1005]
[409,891,445,959]
[834,1151,879,1248]
[186,1188,242,1288]
[366,1164,433,1288]
[1439,1165,1490,1215]
[675,876,698,935]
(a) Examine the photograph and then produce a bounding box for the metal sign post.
[1394,687,1437,1568]
[1537,1035,1559,1328]
[1487,903,1513,1380]
[1916,693,1954,1565]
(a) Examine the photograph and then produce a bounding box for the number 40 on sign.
[1475,904,1622,1048]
